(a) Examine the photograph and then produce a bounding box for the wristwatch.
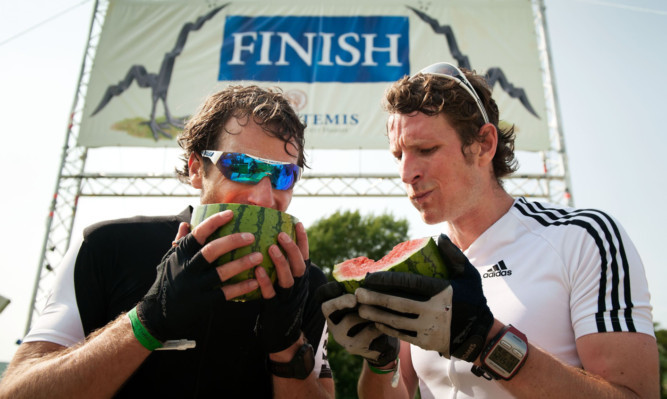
[268,342,315,380]
[471,324,528,380]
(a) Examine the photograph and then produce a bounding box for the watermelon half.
[190,203,298,301]
[333,237,448,293]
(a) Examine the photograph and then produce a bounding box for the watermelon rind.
[332,237,448,293]
[190,203,298,301]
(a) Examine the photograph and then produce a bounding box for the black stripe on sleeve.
[514,198,635,332]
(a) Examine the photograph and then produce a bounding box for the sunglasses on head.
[201,151,301,191]
[411,62,490,124]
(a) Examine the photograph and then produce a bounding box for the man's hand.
[255,223,311,353]
[136,211,262,342]
[355,234,493,361]
[316,282,399,367]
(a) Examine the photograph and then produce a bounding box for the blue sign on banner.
[219,15,410,83]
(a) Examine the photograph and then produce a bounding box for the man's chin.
[411,199,441,224]
[418,208,444,225]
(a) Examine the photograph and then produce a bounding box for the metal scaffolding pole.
[24,0,105,336]
[532,0,574,206]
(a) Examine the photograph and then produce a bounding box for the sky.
[0,0,666,363]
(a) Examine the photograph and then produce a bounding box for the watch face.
[302,344,315,376]
[484,330,527,379]
[487,344,521,372]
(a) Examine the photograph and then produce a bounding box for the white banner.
[79,0,549,151]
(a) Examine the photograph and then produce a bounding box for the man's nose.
[399,154,421,185]
[246,176,276,208]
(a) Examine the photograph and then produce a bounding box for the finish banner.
[78,0,549,151]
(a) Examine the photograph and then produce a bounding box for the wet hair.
[175,85,307,184]
[382,68,518,182]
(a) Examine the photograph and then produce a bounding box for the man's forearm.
[0,313,150,399]
[269,334,334,398]
[481,321,659,399]
[499,342,659,399]
[272,374,334,398]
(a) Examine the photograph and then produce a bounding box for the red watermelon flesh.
[333,237,448,293]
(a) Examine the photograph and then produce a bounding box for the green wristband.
[368,357,401,387]
[367,357,398,374]
[128,307,163,351]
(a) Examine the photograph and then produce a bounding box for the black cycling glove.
[136,234,227,342]
[356,234,493,361]
[256,260,311,353]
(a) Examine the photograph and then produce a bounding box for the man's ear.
[477,124,498,167]
[189,152,203,189]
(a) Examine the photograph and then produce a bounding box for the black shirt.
[73,207,329,397]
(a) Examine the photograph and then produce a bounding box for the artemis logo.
[219,16,410,83]
[483,260,512,278]
[302,113,359,126]
[285,89,307,111]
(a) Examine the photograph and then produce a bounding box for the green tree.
[308,210,410,279]
[657,324,667,398]
[308,210,410,399]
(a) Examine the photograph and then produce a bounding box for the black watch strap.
[268,342,315,380]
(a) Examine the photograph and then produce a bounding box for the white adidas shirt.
[412,198,654,399]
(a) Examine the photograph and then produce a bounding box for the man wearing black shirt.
[1,86,334,398]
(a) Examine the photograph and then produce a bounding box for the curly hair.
[175,85,307,184]
[382,68,518,182]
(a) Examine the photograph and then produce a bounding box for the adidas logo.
[482,260,512,278]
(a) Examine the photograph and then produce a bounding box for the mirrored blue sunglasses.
[412,62,490,124]
[201,151,301,191]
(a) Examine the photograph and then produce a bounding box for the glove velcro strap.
[128,307,163,351]
[450,334,485,362]
[450,310,494,361]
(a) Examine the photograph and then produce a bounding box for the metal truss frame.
[67,171,563,198]
[24,0,571,335]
